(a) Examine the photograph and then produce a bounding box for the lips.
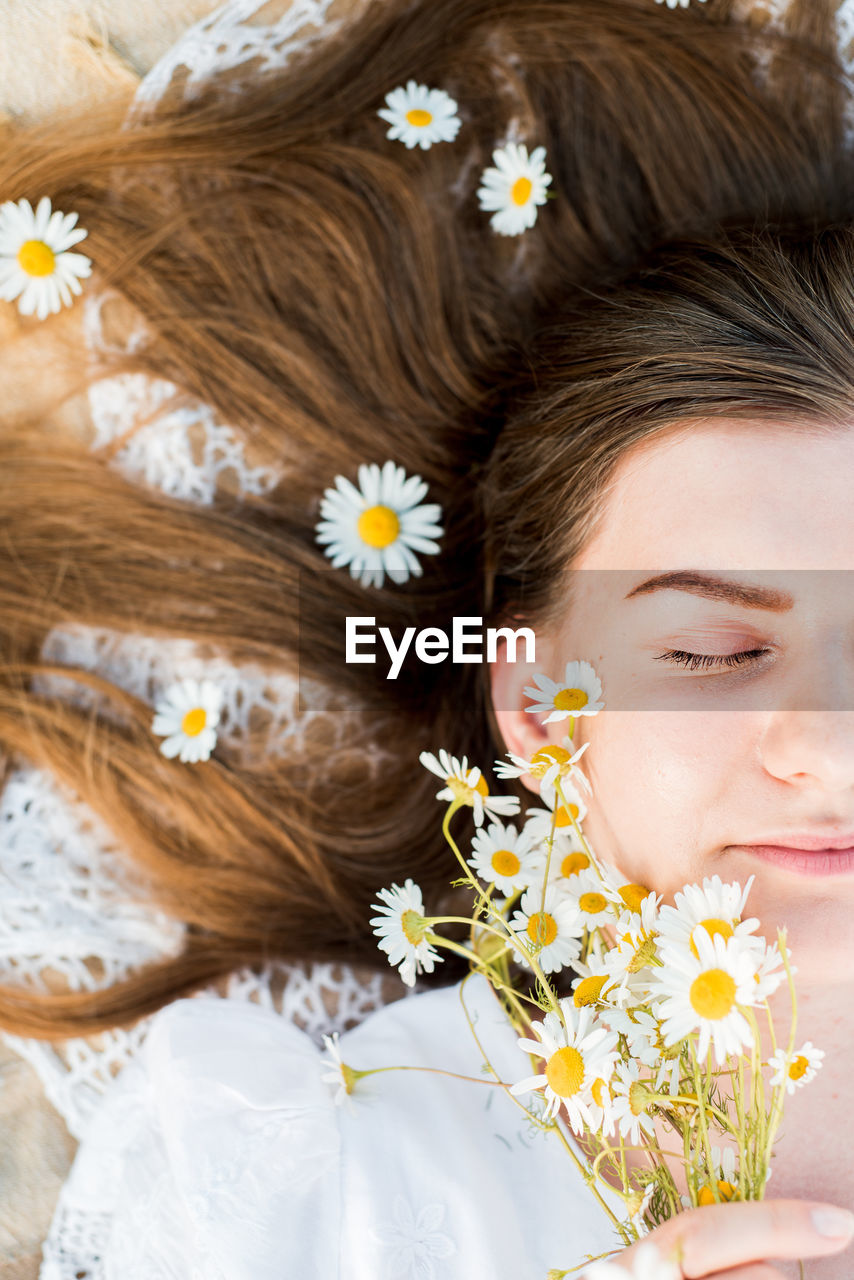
[729,840,854,877]
[739,833,854,851]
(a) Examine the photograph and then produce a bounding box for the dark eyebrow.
[624,570,794,612]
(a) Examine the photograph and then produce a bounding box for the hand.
[594,1199,854,1278]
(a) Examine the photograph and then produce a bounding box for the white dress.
[40,973,623,1280]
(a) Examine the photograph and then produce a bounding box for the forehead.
[574,419,854,573]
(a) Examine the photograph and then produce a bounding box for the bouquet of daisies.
[364,661,823,1277]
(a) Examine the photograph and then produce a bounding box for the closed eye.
[653,648,771,671]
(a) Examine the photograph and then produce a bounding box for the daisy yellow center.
[579,891,607,915]
[689,917,735,960]
[789,1054,810,1080]
[553,687,588,712]
[17,239,56,277]
[591,1076,609,1107]
[574,975,606,1007]
[698,1180,736,1206]
[340,1063,358,1095]
[530,745,570,777]
[545,1046,584,1097]
[447,772,489,806]
[400,908,428,946]
[554,805,577,828]
[181,707,208,737]
[627,934,659,973]
[406,108,433,127]
[561,851,590,877]
[689,968,736,1020]
[619,884,651,914]
[628,1079,653,1117]
[357,504,400,549]
[527,911,558,948]
[511,176,533,206]
[491,848,521,877]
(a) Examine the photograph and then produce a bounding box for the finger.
[647,1200,854,1276]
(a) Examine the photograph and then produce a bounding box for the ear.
[489,631,559,795]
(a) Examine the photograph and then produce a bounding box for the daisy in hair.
[0,196,91,319]
[314,460,442,588]
[151,678,223,763]
[509,998,619,1132]
[420,749,520,827]
[377,80,461,150]
[370,879,443,988]
[476,141,552,236]
[524,659,605,725]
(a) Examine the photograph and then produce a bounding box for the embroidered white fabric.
[38,975,624,1280]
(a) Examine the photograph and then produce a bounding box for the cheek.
[573,710,749,890]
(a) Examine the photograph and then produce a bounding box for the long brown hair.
[1,0,853,1037]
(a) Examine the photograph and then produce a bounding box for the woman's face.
[491,420,854,983]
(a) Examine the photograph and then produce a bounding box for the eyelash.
[654,647,771,671]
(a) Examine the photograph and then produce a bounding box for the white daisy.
[523,660,605,725]
[495,738,591,801]
[656,875,761,959]
[420,749,520,827]
[319,1032,357,1107]
[369,879,443,988]
[611,1059,658,1146]
[468,820,542,894]
[562,868,623,930]
[599,893,663,1005]
[314,460,442,588]
[698,1144,739,1205]
[377,80,461,150]
[151,678,223,763]
[749,939,788,1001]
[476,142,553,236]
[652,928,760,1065]
[0,196,92,320]
[522,785,589,845]
[600,1006,661,1069]
[583,1241,682,1280]
[509,884,585,974]
[768,1041,824,1094]
[510,999,619,1131]
[570,959,613,1011]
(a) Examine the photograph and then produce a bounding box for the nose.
[760,706,854,792]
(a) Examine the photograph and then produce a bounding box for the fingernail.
[811,1207,854,1238]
